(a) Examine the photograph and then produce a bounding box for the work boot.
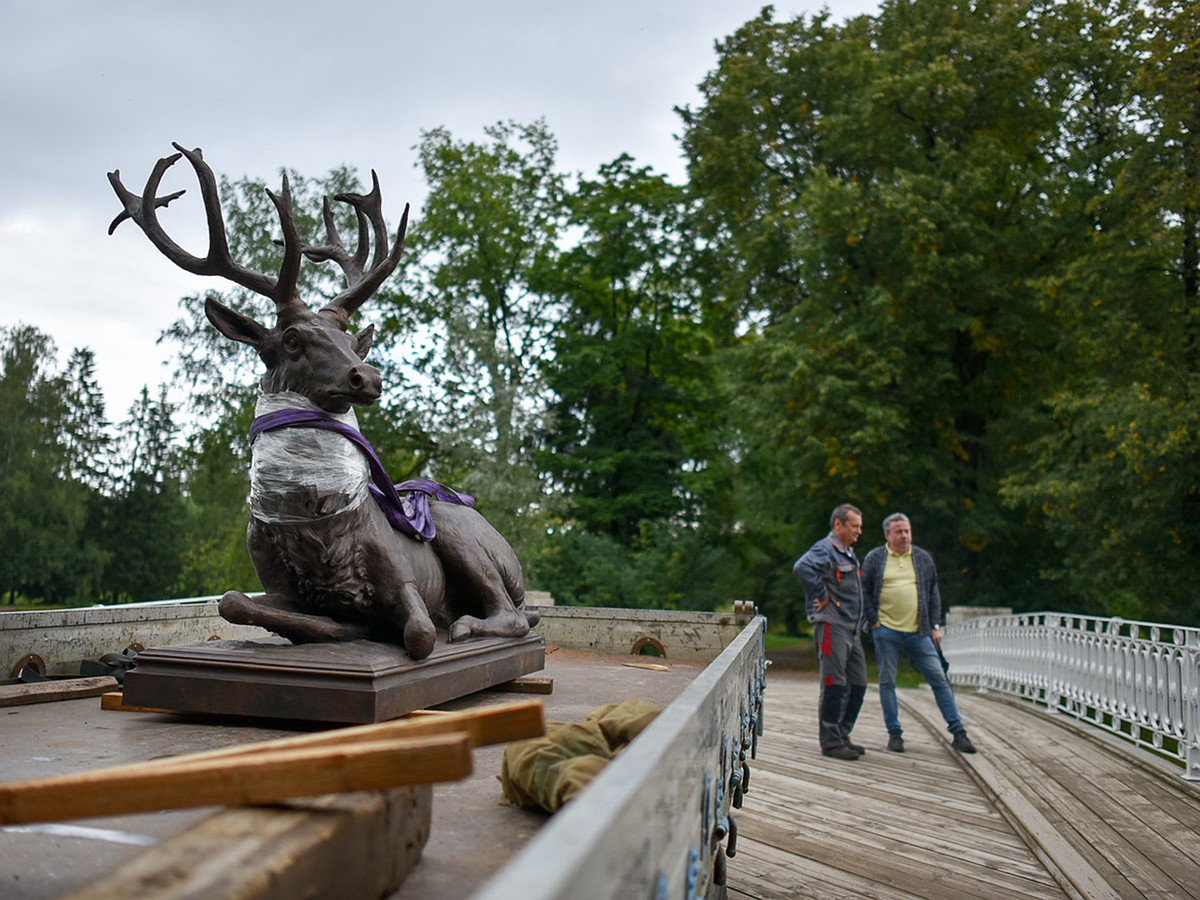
[887,732,905,753]
[951,730,977,753]
[845,740,865,756]
[822,744,860,761]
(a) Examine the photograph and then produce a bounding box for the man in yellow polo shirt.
[862,513,976,754]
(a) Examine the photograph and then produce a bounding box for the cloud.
[0,0,877,417]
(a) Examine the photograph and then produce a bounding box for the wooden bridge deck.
[729,672,1200,899]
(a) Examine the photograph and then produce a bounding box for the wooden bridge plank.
[943,690,1200,899]
[726,673,1068,899]
[1024,713,1200,883]
[898,685,1200,900]
[729,837,929,900]
[743,777,1050,882]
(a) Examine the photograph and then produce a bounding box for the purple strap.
[250,409,474,542]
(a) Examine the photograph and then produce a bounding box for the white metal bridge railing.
[941,612,1200,781]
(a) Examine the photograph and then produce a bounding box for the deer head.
[108,143,409,413]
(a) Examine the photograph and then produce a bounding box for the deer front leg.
[390,582,437,661]
[224,520,371,643]
[219,591,371,643]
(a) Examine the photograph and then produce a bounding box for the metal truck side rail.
[475,614,767,900]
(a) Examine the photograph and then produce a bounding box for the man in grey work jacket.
[793,503,868,760]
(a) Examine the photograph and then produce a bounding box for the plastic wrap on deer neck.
[249,392,370,524]
[249,395,474,541]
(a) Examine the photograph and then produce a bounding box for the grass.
[764,624,926,687]
[1,596,91,611]
[764,630,807,652]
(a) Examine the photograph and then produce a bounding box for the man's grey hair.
[830,503,862,529]
[882,512,910,535]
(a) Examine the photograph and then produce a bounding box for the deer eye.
[282,330,302,355]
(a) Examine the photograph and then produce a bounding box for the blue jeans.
[872,625,964,735]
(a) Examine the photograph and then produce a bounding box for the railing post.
[1044,614,1059,714]
[1186,629,1200,782]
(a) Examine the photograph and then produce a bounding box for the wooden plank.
[1003,703,1200,888]
[0,676,118,708]
[99,690,176,713]
[0,732,471,826]
[743,780,1049,880]
[741,814,1049,900]
[1013,738,1177,896]
[488,675,554,694]
[129,698,545,768]
[728,836,930,900]
[100,690,552,748]
[899,689,1123,900]
[63,787,432,900]
[742,776,1062,892]
[941,691,1200,898]
[723,674,1069,900]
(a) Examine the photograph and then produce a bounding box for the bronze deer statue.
[108,143,537,660]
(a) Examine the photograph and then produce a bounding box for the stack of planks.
[1,698,545,900]
[0,698,544,825]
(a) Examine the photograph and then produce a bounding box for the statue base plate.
[122,633,546,723]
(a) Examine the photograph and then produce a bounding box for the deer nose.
[348,363,382,398]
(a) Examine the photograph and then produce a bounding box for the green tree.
[97,386,189,602]
[999,0,1200,622]
[542,156,706,539]
[535,155,734,608]
[60,348,112,489]
[395,120,567,566]
[680,0,1095,624]
[173,402,259,597]
[0,325,106,603]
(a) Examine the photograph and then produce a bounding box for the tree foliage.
[531,155,737,608]
[0,325,107,602]
[7,0,1200,627]
[999,0,1200,622]
[393,120,567,563]
[677,0,1200,626]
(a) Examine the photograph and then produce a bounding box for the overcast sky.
[1,0,876,419]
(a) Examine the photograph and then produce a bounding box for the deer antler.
[108,143,304,314]
[299,170,410,326]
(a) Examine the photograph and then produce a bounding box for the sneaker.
[845,741,866,756]
[887,732,905,753]
[951,730,977,754]
[822,744,860,760]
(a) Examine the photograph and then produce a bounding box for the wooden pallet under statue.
[123,634,545,723]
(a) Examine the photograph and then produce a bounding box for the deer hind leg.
[219,591,371,643]
[425,503,535,642]
[446,567,533,643]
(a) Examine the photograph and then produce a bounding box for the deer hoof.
[218,591,254,624]
[449,617,479,642]
[405,618,436,660]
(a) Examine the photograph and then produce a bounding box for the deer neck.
[249,391,371,524]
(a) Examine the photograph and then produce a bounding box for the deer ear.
[205,296,268,348]
[352,323,375,360]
